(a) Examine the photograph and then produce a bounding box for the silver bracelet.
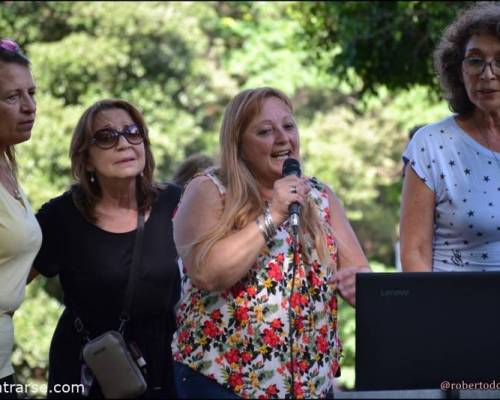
[256,217,270,242]
[263,206,276,240]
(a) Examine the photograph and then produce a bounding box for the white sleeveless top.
[0,183,42,378]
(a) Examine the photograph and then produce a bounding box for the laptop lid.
[355,272,500,390]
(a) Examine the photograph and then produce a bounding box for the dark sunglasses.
[0,38,20,53]
[91,124,144,150]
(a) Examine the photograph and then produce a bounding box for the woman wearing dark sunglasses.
[0,38,41,398]
[32,99,181,398]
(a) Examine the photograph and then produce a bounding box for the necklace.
[474,116,500,169]
[12,186,22,201]
[9,173,25,207]
[7,172,22,202]
[0,161,23,203]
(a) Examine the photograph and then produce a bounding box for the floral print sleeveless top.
[172,170,342,399]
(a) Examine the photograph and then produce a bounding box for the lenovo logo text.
[380,289,410,297]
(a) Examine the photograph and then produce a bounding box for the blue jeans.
[174,362,240,399]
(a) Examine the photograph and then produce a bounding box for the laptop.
[355,272,500,391]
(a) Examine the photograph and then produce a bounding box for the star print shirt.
[403,115,500,271]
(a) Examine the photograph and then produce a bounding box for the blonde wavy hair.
[192,87,334,271]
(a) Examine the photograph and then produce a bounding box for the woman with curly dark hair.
[400,2,500,271]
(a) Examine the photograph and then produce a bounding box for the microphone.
[282,158,301,233]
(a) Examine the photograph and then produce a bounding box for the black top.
[34,184,181,398]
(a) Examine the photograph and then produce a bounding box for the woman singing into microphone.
[171,87,370,399]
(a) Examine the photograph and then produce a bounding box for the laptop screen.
[355,272,500,390]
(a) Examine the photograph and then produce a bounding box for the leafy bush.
[12,278,62,398]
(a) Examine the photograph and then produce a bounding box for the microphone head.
[282,158,301,178]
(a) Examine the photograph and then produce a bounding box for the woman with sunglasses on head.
[32,99,181,398]
[0,38,41,398]
[401,3,500,272]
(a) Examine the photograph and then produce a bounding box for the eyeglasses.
[91,124,144,150]
[0,38,21,54]
[462,56,500,76]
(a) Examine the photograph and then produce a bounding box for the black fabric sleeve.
[33,196,63,277]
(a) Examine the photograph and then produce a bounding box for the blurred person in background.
[172,153,214,189]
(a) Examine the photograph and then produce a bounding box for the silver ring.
[290,185,297,194]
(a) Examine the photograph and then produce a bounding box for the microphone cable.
[287,229,300,399]
[282,158,302,397]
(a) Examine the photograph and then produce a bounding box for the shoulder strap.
[119,211,145,333]
[203,167,226,195]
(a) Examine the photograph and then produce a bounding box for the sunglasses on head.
[91,124,144,150]
[0,38,21,54]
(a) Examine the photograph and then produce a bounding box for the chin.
[474,98,500,112]
[122,170,142,179]
[15,133,32,144]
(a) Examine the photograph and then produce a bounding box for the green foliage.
[0,2,74,45]
[16,93,80,208]
[12,278,63,398]
[301,85,449,263]
[212,2,325,94]
[291,1,470,94]
[7,2,241,212]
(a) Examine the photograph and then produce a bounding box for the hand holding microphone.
[268,159,308,232]
[282,158,302,233]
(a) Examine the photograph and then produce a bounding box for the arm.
[174,176,265,291]
[9,268,38,317]
[32,195,63,279]
[327,187,371,306]
[174,175,307,292]
[399,165,435,271]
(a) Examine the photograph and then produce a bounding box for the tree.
[291,1,470,94]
